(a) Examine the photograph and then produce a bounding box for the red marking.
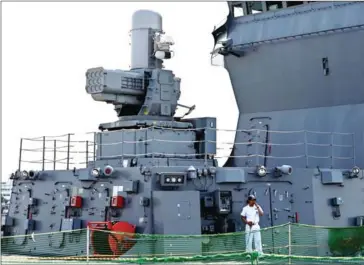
[268,144,272,154]
[295,212,299,223]
[111,196,125,208]
[104,166,113,176]
[70,196,82,208]
[88,221,113,230]
[88,221,113,256]
[108,221,136,256]
[88,221,136,257]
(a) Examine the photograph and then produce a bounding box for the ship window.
[233,5,244,17]
[287,1,304,7]
[266,1,283,10]
[247,1,263,14]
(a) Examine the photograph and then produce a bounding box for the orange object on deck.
[88,221,136,257]
[108,221,136,255]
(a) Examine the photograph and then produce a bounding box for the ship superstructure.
[2,1,364,258]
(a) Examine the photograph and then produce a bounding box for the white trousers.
[245,224,263,254]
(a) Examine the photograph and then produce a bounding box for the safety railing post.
[42,136,46,171]
[86,141,89,167]
[93,132,96,162]
[204,128,207,167]
[86,226,90,263]
[53,140,57,170]
[255,129,259,166]
[304,131,308,168]
[152,127,154,160]
[66,133,71,170]
[352,133,356,166]
[330,132,334,169]
[18,138,23,171]
[121,129,124,162]
[288,222,292,264]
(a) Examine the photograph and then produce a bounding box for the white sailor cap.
[248,195,256,201]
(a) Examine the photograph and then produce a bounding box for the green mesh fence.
[1,223,363,264]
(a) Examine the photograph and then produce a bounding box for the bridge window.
[266,1,283,10]
[233,4,245,18]
[287,1,304,8]
[247,1,263,14]
[231,1,308,17]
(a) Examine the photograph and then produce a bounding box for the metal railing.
[17,127,356,171]
[18,133,96,171]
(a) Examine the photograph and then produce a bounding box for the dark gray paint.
[219,1,364,229]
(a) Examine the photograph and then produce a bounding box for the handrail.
[17,127,357,171]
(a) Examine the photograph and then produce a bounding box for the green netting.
[1,223,363,264]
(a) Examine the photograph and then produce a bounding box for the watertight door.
[247,182,293,254]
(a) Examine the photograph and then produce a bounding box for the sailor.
[240,195,264,255]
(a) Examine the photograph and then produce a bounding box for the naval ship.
[1,0,364,259]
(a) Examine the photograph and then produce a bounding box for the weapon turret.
[85,10,184,130]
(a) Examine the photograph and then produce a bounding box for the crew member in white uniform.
[240,195,264,255]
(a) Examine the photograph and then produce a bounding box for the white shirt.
[240,205,263,224]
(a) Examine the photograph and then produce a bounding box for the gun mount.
[86,10,185,131]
